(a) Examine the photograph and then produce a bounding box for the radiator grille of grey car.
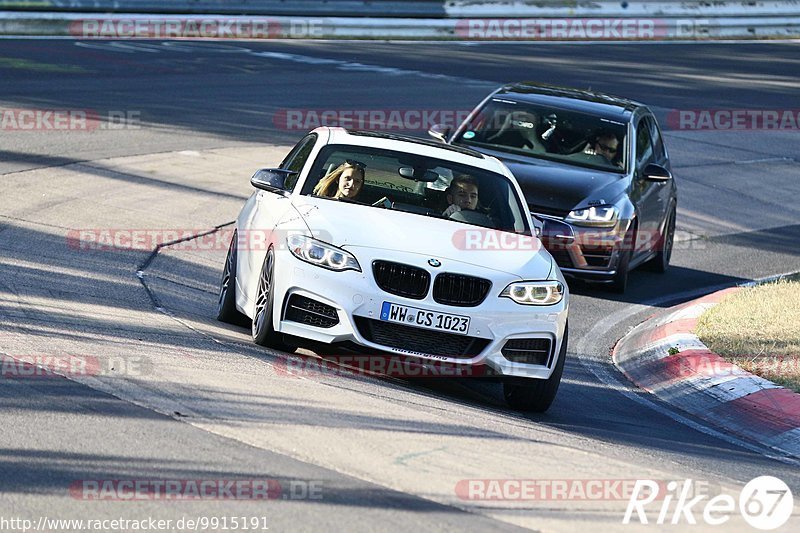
[353,317,489,359]
[372,260,431,300]
[432,273,491,307]
[501,338,553,366]
[548,250,573,269]
[582,247,614,268]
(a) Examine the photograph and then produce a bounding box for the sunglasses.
[344,159,367,170]
[596,142,618,154]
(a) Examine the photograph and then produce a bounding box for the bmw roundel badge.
[428,258,441,267]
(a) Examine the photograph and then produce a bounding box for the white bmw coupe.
[217,127,569,411]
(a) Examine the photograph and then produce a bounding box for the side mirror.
[428,123,450,143]
[643,163,672,182]
[539,216,575,241]
[535,214,575,252]
[250,168,297,194]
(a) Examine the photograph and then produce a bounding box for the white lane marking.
[160,41,254,53]
[106,41,162,53]
[740,270,799,287]
[735,157,795,165]
[75,41,253,54]
[75,41,136,53]
[667,302,716,321]
[248,50,495,86]
[250,50,338,64]
[69,40,496,87]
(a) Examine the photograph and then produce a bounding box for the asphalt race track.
[1,39,799,531]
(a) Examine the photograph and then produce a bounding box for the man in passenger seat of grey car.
[443,175,480,217]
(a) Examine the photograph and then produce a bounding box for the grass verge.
[694,276,800,392]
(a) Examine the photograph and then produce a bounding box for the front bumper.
[539,215,626,282]
[272,250,569,380]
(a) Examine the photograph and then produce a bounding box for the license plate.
[380,302,470,335]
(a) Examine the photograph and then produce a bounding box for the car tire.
[503,324,568,413]
[646,203,676,274]
[252,246,293,351]
[217,231,250,327]
[609,224,635,293]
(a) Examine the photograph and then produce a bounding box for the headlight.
[565,206,618,228]
[286,234,361,272]
[500,281,564,305]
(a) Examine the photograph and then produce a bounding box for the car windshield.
[453,99,628,173]
[301,144,531,235]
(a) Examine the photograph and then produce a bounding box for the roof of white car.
[316,127,509,174]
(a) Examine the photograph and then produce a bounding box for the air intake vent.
[284,294,339,329]
[501,338,553,366]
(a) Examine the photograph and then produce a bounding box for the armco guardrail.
[5,1,447,17]
[0,1,799,39]
[447,0,800,17]
[2,1,800,18]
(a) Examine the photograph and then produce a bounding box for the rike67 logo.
[624,477,794,530]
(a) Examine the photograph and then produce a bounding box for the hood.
[465,146,627,216]
[287,196,553,279]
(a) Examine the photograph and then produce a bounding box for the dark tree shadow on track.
[708,224,800,257]
[567,265,747,307]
